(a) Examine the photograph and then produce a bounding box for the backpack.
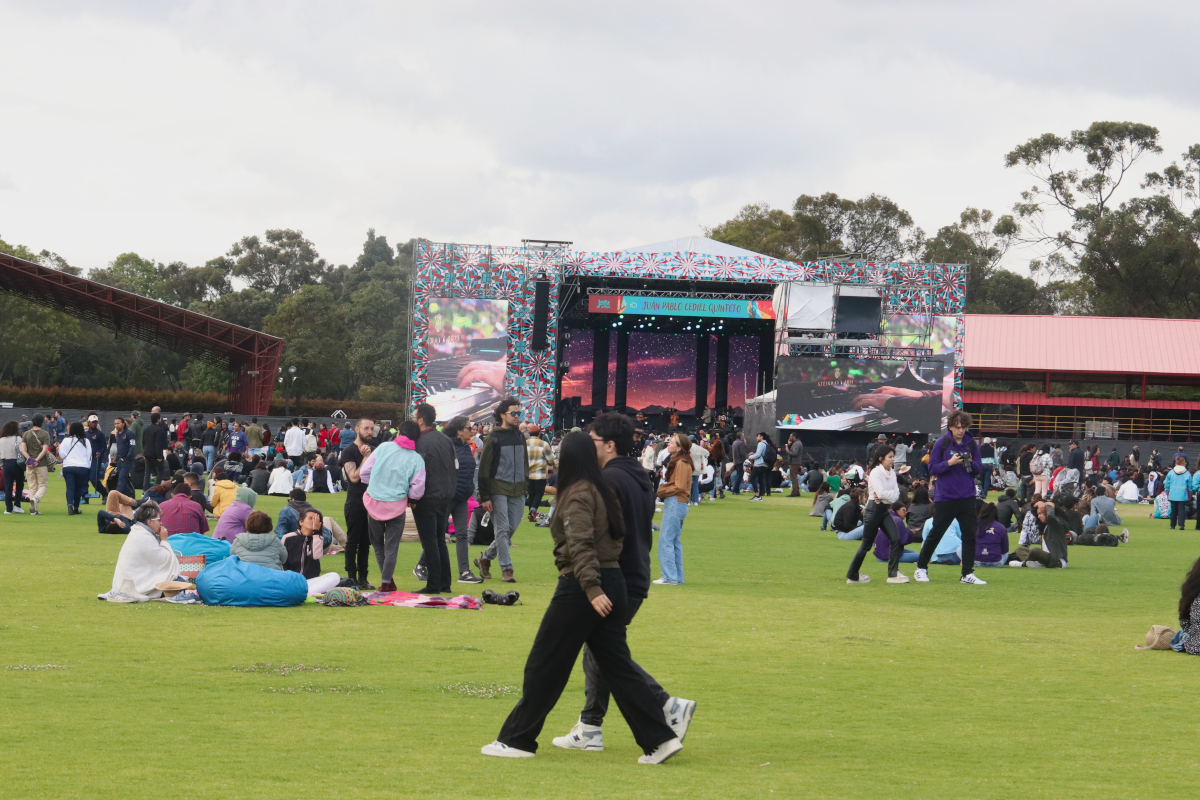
[763,442,778,468]
[1031,455,1046,476]
[304,433,318,453]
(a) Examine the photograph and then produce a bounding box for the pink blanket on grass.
[365,591,481,609]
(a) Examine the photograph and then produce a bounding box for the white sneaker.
[1120,528,1130,543]
[30,498,39,515]
[552,721,604,751]
[652,578,679,585]
[887,572,910,584]
[12,507,24,514]
[846,575,870,584]
[638,737,683,764]
[1007,561,1024,567]
[913,568,929,583]
[481,741,535,758]
[960,573,987,585]
[663,697,696,741]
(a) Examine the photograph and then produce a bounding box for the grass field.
[3,484,1199,799]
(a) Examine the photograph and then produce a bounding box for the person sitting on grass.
[158,482,210,537]
[873,502,921,564]
[832,487,865,540]
[231,510,287,570]
[102,502,180,602]
[922,512,963,565]
[212,487,258,543]
[280,507,340,595]
[183,472,212,514]
[209,466,240,517]
[1176,556,1200,655]
[1010,496,1071,568]
[809,481,833,527]
[268,459,293,496]
[1074,522,1128,547]
[974,502,1010,567]
[1083,485,1122,532]
[996,487,1021,531]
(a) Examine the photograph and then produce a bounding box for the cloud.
[1,1,1198,273]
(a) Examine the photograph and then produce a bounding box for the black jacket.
[603,456,654,600]
[453,439,475,503]
[996,496,1020,527]
[1067,447,1085,473]
[142,423,169,461]
[416,428,457,504]
[833,500,863,533]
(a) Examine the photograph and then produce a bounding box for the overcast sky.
[2,1,1198,274]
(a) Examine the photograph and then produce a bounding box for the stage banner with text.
[588,294,774,320]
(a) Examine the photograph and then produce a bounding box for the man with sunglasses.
[474,397,530,583]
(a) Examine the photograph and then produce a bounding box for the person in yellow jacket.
[209,466,239,517]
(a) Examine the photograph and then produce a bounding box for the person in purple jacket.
[873,502,920,564]
[915,409,988,585]
[973,502,1010,567]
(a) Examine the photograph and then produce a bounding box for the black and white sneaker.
[413,563,428,582]
[457,571,484,584]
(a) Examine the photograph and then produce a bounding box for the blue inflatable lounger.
[195,556,309,607]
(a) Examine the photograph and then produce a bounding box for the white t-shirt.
[59,436,92,469]
[284,427,306,457]
[1117,480,1139,502]
[845,464,864,482]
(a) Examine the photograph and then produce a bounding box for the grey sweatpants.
[481,494,524,570]
[368,514,405,583]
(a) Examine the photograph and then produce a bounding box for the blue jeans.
[89,457,105,497]
[821,508,833,530]
[62,466,90,509]
[690,475,700,504]
[658,496,688,584]
[203,445,216,471]
[116,460,134,497]
[481,494,524,571]
[730,469,743,494]
[877,549,919,563]
[836,525,864,541]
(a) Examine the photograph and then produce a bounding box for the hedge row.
[0,385,406,419]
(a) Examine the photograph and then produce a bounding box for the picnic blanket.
[365,590,481,609]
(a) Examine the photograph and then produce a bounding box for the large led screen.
[881,314,959,354]
[775,355,949,433]
[423,298,508,422]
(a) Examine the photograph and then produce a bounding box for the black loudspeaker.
[531,281,551,350]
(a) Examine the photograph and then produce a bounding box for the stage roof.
[620,236,773,260]
[964,314,1200,377]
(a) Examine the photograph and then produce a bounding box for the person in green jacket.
[129,410,145,459]
[474,397,530,583]
[231,511,287,570]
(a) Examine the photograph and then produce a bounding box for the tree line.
[707,121,1200,318]
[0,229,414,401]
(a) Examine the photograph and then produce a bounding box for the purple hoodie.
[873,512,915,560]
[930,430,983,501]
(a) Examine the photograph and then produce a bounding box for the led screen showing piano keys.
[775,355,950,433]
[424,297,508,422]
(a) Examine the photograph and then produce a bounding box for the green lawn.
[3,485,1198,799]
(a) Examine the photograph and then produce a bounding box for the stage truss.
[411,243,967,428]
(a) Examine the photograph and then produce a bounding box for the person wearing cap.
[82,415,108,502]
[526,425,554,523]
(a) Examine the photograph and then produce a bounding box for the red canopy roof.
[964,314,1200,377]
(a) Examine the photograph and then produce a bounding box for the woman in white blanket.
[100,502,181,602]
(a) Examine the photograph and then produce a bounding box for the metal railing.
[971,410,1200,441]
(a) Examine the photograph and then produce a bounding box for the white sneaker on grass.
[481,741,535,758]
[663,697,696,741]
[887,572,910,584]
[913,568,929,582]
[552,721,604,751]
[960,573,987,585]
[638,737,683,765]
[846,575,870,584]
[1120,528,1130,543]
[12,507,24,514]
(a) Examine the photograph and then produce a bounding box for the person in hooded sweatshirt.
[232,511,287,569]
[551,412,695,752]
[360,421,426,593]
[1164,455,1192,530]
[915,409,988,586]
[209,466,240,517]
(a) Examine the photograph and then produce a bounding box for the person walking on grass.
[474,397,530,583]
[19,413,53,515]
[655,432,693,586]
[552,412,696,753]
[481,431,683,764]
[914,409,988,586]
[411,403,457,594]
[846,444,910,585]
[1,421,26,514]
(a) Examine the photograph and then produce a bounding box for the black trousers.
[497,570,676,754]
[848,500,903,579]
[580,594,670,727]
[143,457,163,490]
[527,479,547,517]
[412,499,451,592]
[917,496,979,577]
[3,459,24,512]
[343,500,371,581]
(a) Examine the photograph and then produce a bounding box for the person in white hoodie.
[845,445,911,585]
[268,459,295,496]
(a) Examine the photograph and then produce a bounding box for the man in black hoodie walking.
[551,412,695,752]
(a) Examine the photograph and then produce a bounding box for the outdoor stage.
[406,236,968,434]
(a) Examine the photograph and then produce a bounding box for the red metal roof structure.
[0,252,282,414]
[964,314,1200,380]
